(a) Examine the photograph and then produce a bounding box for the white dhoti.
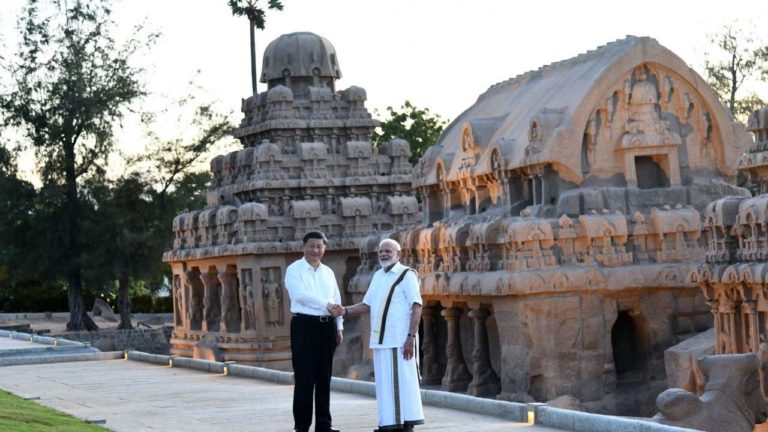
[373,346,424,429]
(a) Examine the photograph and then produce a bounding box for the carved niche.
[261,267,284,327]
[581,64,720,186]
[240,268,258,331]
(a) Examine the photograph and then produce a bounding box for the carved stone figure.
[653,353,768,432]
[173,275,183,327]
[263,269,282,327]
[183,269,203,331]
[218,271,240,334]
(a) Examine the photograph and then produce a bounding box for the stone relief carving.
[218,270,241,334]
[183,269,203,331]
[262,268,283,327]
[173,274,183,327]
[240,268,257,331]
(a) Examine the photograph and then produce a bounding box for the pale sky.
[1,0,767,180]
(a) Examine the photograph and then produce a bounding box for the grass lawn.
[0,390,107,431]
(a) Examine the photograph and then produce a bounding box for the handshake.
[326,303,346,317]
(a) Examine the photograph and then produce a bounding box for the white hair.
[378,238,401,251]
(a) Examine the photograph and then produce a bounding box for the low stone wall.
[0,312,69,320]
[123,351,698,431]
[531,404,697,432]
[52,327,172,354]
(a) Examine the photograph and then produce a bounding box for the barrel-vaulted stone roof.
[415,36,748,187]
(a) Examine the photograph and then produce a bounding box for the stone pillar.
[218,270,241,334]
[467,307,500,396]
[707,299,721,354]
[441,307,471,392]
[172,274,183,328]
[239,269,251,332]
[744,300,759,353]
[421,306,444,385]
[725,301,737,354]
[728,306,741,354]
[200,271,221,332]
[498,173,510,207]
[624,154,638,187]
[185,269,204,331]
[423,194,431,226]
[441,187,450,216]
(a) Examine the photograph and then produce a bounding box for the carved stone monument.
[653,353,768,432]
[164,32,418,369]
[692,108,768,359]
[688,109,768,431]
[348,36,752,415]
[166,32,757,418]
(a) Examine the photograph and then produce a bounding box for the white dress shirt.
[284,257,343,331]
[363,261,422,348]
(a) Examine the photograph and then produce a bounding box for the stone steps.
[0,329,123,366]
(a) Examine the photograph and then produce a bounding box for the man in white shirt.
[285,231,344,432]
[332,238,424,432]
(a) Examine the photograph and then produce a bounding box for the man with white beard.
[331,238,424,432]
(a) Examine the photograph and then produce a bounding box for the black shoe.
[317,429,339,432]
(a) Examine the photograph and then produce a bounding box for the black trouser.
[291,313,337,431]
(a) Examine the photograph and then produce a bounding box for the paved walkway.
[0,358,563,432]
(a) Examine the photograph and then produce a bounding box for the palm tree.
[228,0,284,95]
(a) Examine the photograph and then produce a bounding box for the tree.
[373,101,448,165]
[80,174,157,329]
[76,93,235,328]
[0,145,15,176]
[703,24,768,120]
[0,0,155,330]
[0,144,64,312]
[228,0,284,95]
[134,95,236,205]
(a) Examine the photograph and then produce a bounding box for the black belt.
[292,313,334,323]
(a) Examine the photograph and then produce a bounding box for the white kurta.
[363,261,424,429]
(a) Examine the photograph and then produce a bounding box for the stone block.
[538,406,576,430]
[127,351,170,366]
[547,394,584,411]
[556,190,581,216]
[581,189,606,212]
[331,376,375,397]
[626,188,687,212]
[170,356,224,373]
[603,188,627,213]
[663,328,714,392]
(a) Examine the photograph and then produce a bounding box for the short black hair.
[302,231,327,245]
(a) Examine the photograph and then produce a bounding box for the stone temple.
[164,32,418,369]
[692,108,768,358]
[165,33,755,416]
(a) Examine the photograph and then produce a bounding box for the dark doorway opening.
[611,310,644,380]
[635,156,669,189]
